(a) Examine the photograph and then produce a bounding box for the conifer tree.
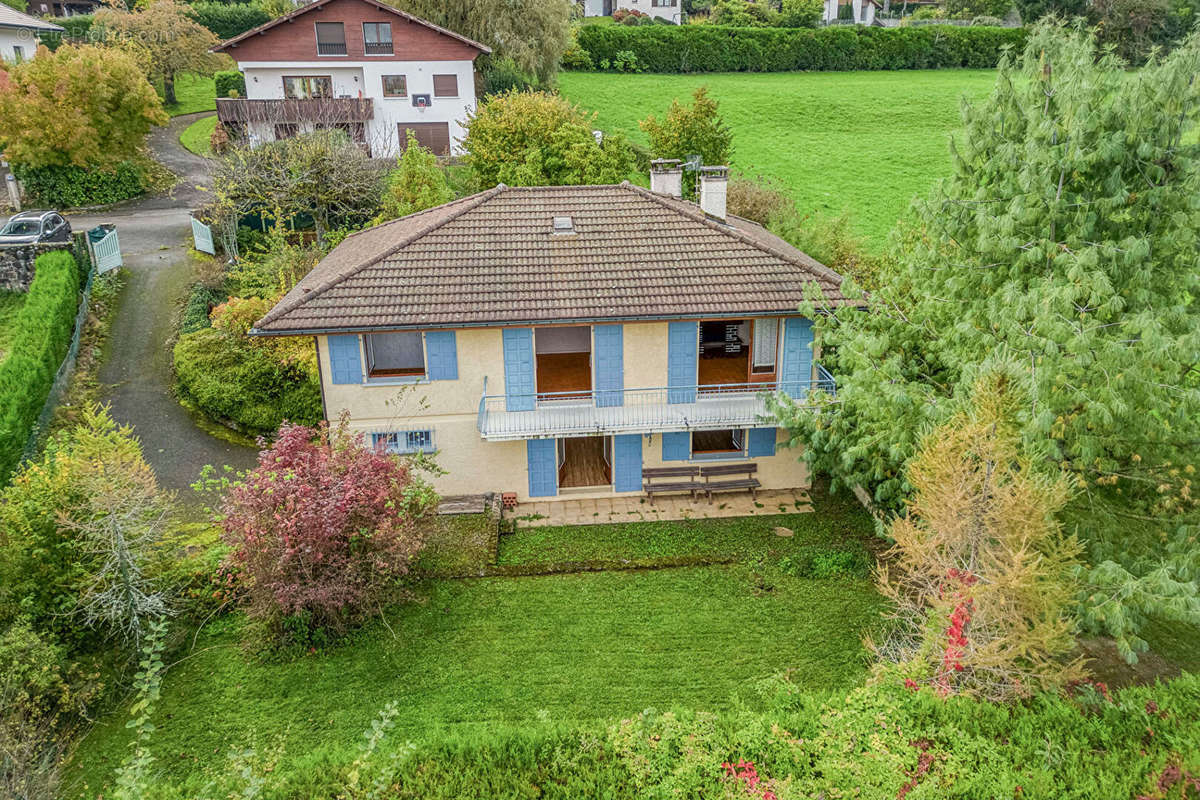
[775,21,1200,661]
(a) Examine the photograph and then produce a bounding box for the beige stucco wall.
[316,322,811,502]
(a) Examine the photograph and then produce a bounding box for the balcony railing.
[476,374,837,441]
[215,97,374,124]
[364,41,393,55]
[316,41,348,55]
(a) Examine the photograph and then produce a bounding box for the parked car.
[0,210,72,244]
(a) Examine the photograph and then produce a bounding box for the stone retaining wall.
[0,241,73,292]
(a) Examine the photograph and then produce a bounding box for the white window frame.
[751,318,779,374]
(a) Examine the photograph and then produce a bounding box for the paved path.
[67,111,257,494]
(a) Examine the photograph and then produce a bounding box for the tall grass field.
[559,70,997,251]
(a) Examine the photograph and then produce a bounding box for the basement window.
[365,331,424,378]
[691,428,745,458]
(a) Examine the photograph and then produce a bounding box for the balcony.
[215,97,374,125]
[477,369,837,441]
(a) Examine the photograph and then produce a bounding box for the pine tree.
[775,21,1200,661]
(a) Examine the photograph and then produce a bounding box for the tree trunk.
[164,73,177,107]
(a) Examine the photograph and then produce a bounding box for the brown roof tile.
[254,183,848,335]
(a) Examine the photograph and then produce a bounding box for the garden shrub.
[187,1,270,40]
[173,327,322,435]
[0,251,80,484]
[213,69,246,99]
[481,56,538,96]
[778,545,871,579]
[180,284,229,334]
[726,175,792,224]
[12,162,145,208]
[572,23,1027,72]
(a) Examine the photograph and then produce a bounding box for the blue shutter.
[667,321,698,404]
[425,330,458,381]
[612,433,642,492]
[593,324,624,408]
[662,431,690,461]
[328,335,363,385]
[502,328,535,412]
[526,438,557,497]
[779,318,814,399]
[747,427,777,458]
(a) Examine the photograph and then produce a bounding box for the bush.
[481,56,538,96]
[187,1,270,40]
[0,251,80,484]
[180,283,229,334]
[778,0,822,26]
[213,69,246,99]
[572,23,1028,72]
[173,327,322,435]
[778,545,871,579]
[726,175,792,224]
[12,162,145,208]
[219,420,436,642]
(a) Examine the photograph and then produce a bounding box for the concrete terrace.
[510,488,812,527]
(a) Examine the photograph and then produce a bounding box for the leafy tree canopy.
[0,44,166,169]
[378,132,455,222]
[775,21,1200,660]
[463,90,636,188]
[639,86,733,196]
[387,0,571,83]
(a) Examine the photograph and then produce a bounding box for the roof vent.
[552,215,575,235]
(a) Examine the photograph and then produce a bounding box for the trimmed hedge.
[13,162,144,209]
[214,69,247,99]
[0,251,81,483]
[572,23,1027,72]
[188,2,271,41]
[173,327,322,436]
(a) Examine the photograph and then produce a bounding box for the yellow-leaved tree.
[871,365,1086,701]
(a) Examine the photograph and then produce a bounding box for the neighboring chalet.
[823,0,883,24]
[583,0,682,21]
[0,5,62,63]
[250,163,845,503]
[212,0,489,157]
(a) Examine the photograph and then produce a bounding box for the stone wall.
[0,241,75,292]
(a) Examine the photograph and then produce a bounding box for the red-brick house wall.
[218,0,483,62]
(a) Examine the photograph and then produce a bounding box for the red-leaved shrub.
[220,419,435,640]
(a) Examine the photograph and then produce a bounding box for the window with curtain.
[381,74,407,97]
[283,76,332,99]
[752,318,778,374]
[363,22,392,54]
[365,332,424,377]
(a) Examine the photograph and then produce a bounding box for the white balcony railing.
[477,369,837,441]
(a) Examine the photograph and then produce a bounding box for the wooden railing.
[215,97,374,124]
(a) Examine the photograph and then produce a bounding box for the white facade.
[583,0,681,21]
[822,0,877,23]
[235,58,476,158]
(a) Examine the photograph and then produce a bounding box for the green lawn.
[559,70,997,250]
[0,290,26,361]
[179,114,218,158]
[159,72,217,117]
[67,499,883,794]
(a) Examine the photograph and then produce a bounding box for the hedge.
[0,251,81,483]
[188,2,271,41]
[214,69,247,99]
[13,162,145,209]
[572,24,1027,72]
[173,327,322,436]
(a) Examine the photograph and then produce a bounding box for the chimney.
[649,158,683,198]
[698,166,728,222]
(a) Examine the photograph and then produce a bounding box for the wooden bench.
[642,466,702,505]
[700,463,760,503]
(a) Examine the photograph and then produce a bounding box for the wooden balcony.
[215,97,374,125]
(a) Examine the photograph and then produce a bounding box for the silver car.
[0,210,72,245]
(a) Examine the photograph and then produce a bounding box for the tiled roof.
[0,4,63,31]
[253,183,848,335]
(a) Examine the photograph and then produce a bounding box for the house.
[822,0,881,24]
[583,0,681,22]
[250,163,847,502]
[212,0,489,158]
[0,5,62,63]
[24,0,98,18]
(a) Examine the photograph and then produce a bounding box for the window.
[363,22,392,54]
[283,75,332,99]
[365,331,424,378]
[691,429,745,457]
[315,22,347,55]
[751,318,778,374]
[11,46,24,63]
[652,0,676,5]
[381,74,407,97]
[372,430,435,455]
[432,74,459,98]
